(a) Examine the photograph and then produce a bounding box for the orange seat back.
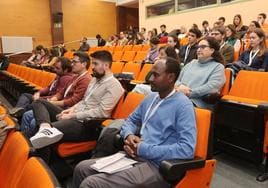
[122,62,141,80]
[16,157,60,188]
[113,51,124,62]
[141,44,150,51]
[220,69,232,96]
[114,45,124,51]
[0,132,31,188]
[111,62,124,74]
[114,92,145,119]
[132,45,143,52]
[228,70,268,101]
[123,45,133,51]
[194,108,211,158]
[136,64,152,82]
[121,51,136,62]
[133,51,147,62]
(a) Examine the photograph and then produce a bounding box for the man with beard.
[29,50,124,150]
[72,57,196,188]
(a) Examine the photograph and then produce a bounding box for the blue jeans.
[20,110,38,138]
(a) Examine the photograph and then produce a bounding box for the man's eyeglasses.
[71,59,81,64]
[197,45,210,49]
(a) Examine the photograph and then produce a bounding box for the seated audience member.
[135,32,145,45]
[21,45,44,65]
[20,52,91,137]
[157,24,168,39]
[211,26,234,64]
[167,35,180,55]
[9,57,74,117]
[176,36,226,110]
[118,32,128,46]
[144,37,160,63]
[202,20,211,36]
[78,37,90,52]
[233,14,248,39]
[132,46,179,96]
[33,48,50,66]
[29,50,124,150]
[72,57,196,188]
[179,28,202,65]
[242,21,261,51]
[225,24,241,52]
[234,28,268,71]
[257,13,268,36]
[96,34,106,47]
[218,17,225,27]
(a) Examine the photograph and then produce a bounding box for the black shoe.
[9,107,24,118]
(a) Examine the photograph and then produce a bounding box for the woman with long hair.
[225,24,241,52]
[233,14,248,39]
[239,28,268,70]
[167,35,180,55]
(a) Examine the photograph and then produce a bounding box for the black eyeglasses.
[71,59,80,64]
[197,45,210,49]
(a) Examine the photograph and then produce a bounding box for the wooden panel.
[62,0,117,50]
[0,0,52,49]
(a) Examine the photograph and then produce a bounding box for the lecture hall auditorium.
[0,0,268,187]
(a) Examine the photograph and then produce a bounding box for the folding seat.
[234,51,240,62]
[56,95,126,158]
[121,62,141,80]
[214,70,268,181]
[111,62,124,74]
[114,45,124,52]
[102,92,145,127]
[141,44,150,51]
[63,51,74,59]
[121,51,136,62]
[131,44,143,52]
[44,72,57,88]
[0,132,31,188]
[133,51,147,63]
[107,46,115,53]
[101,46,109,51]
[112,51,124,62]
[131,63,152,84]
[180,37,189,46]
[123,45,133,51]
[89,46,98,52]
[15,157,60,188]
[220,69,232,96]
[159,108,216,188]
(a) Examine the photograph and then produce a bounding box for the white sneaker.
[30,127,63,149]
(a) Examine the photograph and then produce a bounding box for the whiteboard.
[1,36,33,54]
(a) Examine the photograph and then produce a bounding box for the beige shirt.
[73,72,124,120]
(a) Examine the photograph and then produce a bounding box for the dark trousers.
[16,93,33,110]
[31,99,100,162]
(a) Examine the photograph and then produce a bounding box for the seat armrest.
[220,99,258,108]
[114,134,124,150]
[159,157,205,183]
[257,103,268,112]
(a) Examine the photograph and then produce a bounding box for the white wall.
[139,0,268,32]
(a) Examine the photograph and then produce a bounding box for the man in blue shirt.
[72,57,196,188]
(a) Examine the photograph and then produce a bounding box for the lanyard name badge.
[140,90,176,136]
[84,76,114,102]
[184,45,190,63]
[63,72,87,98]
[248,49,259,66]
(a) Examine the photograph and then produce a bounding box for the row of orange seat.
[3,63,56,90]
[0,107,60,188]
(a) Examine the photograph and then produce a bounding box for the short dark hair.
[160,24,166,28]
[90,50,113,68]
[73,51,90,69]
[35,45,44,51]
[259,13,267,19]
[96,34,101,39]
[202,20,209,26]
[251,21,261,28]
[189,28,202,38]
[218,17,225,22]
[58,57,72,72]
[212,26,226,35]
[165,57,181,83]
[150,37,160,45]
